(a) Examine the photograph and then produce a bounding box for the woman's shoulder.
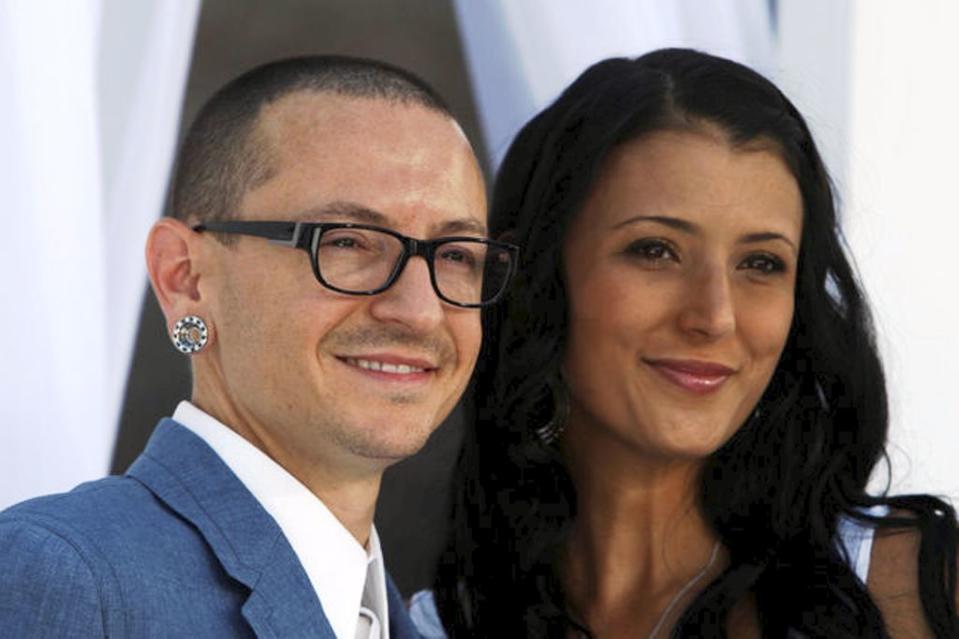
[409,589,448,639]
[862,505,958,638]
[832,504,959,638]
[836,504,889,583]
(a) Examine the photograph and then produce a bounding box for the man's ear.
[145,218,205,328]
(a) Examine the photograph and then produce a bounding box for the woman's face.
[562,128,802,461]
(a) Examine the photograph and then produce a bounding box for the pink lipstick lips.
[643,358,736,394]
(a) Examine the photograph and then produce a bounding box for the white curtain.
[841,0,959,498]
[453,0,774,169]
[777,0,959,499]
[0,0,199,509]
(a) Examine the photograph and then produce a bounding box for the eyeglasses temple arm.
[266,222,304,248]
[194,221,305,247]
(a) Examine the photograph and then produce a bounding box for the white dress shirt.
[173,401,389,639]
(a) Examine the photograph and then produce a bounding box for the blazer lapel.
[127,419,336,638]
[239,554,337,639]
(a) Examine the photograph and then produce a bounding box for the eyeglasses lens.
[315,228,511,305]
[316,227,403,292]
[433,241,512,306]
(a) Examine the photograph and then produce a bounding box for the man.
[0,56,516,637]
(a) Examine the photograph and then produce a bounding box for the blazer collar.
[127,419,336,638]
[127,419,420,638]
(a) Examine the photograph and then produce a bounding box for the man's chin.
[346,436,430,464]
[340,416,437,459]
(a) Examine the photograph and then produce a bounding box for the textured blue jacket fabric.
[0,419,420,638]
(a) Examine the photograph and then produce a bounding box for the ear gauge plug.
[171,315,209,354]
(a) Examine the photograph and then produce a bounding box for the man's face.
[197,93,486,478]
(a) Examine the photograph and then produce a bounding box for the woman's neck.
[560,419,726,636]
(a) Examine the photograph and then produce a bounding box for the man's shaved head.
[170,55,453,225]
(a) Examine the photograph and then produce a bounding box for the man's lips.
[642,358,737,394]
[336,353,438,381]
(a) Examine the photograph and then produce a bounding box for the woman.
[414,49,958,637]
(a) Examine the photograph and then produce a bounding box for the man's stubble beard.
[316,322,461,459]
[322,402,438,462]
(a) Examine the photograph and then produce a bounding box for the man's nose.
[677,262,736,339]
[368,256,445,333]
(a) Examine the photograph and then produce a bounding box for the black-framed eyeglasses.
[192,220,520,308]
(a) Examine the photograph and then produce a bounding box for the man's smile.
[336,353,439,384]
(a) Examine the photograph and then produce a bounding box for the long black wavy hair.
[434,48,958,637]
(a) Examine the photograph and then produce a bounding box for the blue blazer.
[0,419,421,638]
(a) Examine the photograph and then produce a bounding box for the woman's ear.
[496,228,519,244]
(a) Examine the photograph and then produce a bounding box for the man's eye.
[624,239,678,263]
[320,232,371,250]
[441,250,466,262]
[438,247,479,268]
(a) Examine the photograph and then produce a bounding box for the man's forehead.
[239,89,487,233]
[237,98,486,230]
[252,89,478,180]
[258,90,345,132]
[287,201,488,237]
[256,90,451,143]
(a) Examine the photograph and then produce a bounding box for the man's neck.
[291,462,382,547]
[189,390,384,546]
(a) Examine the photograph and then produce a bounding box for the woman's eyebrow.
[611,214,698,233]
[613,215,798,252]
[738,232,797,252]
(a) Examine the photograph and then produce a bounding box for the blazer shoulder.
[0,474,254,636]
[0,474,226,578]
[3,475,170,546]
[0,477,155,636]
[0,514,114,637]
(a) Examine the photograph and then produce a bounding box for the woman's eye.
[739,253,785,274]
[624,239,678,263]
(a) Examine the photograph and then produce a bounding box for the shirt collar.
[173,401,389,639]
[364,526,389,637]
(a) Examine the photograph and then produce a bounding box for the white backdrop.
[455,0,959,501]
[844,0,959,498]
[454,0,774,168]
[0,0,198,509]
[777,0,959,499]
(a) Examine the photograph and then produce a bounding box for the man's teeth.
[345,358,426,374]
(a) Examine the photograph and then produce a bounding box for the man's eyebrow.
[296,202,389,225]
[294,201,488,237]
[434,217,488,237]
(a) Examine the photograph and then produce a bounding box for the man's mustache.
[325,326,455,365]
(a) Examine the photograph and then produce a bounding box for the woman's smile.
[641,357,737,395]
